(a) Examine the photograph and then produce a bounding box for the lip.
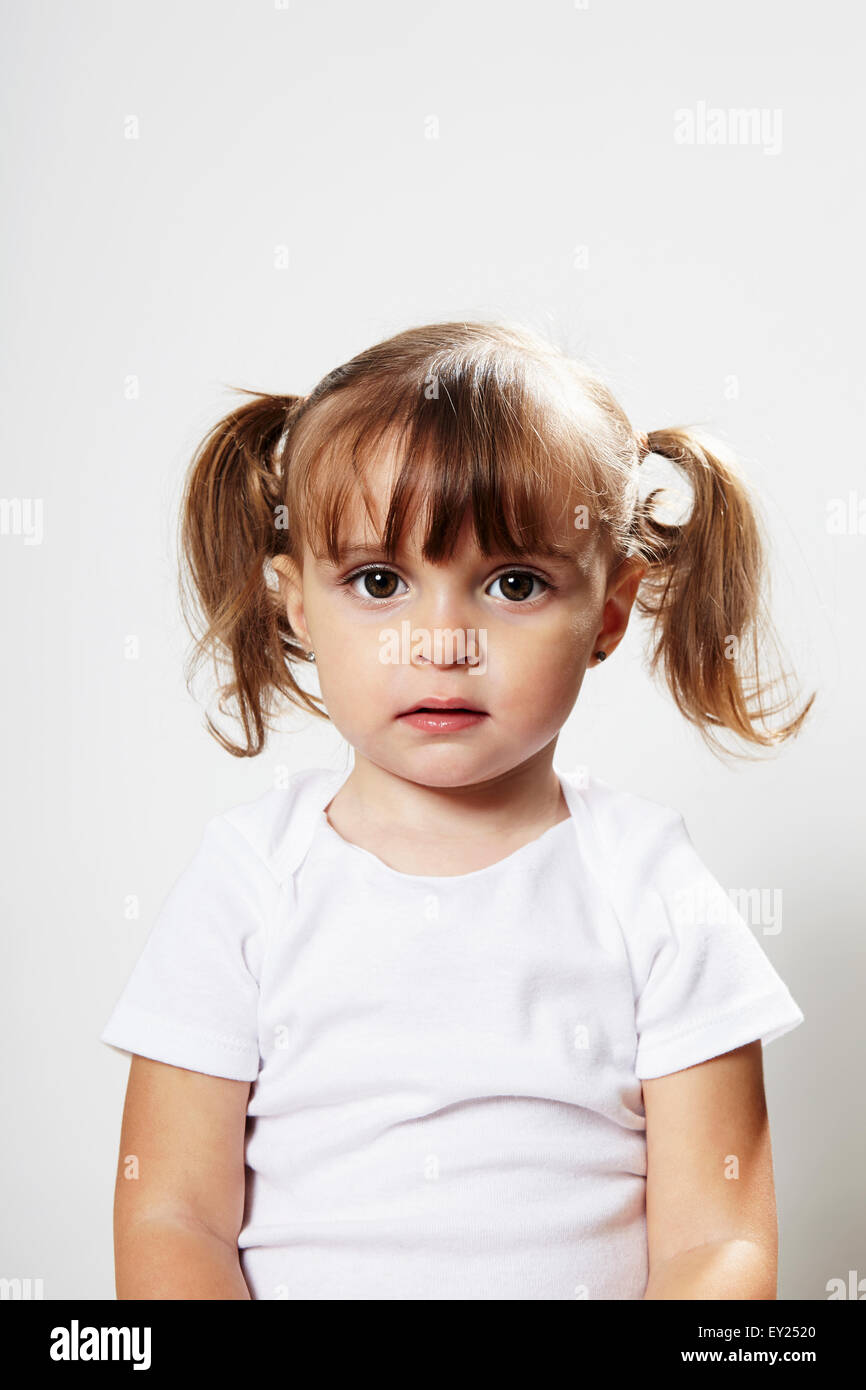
[398,696,487,716]
[396,695,489,734]
[398,708,488,733]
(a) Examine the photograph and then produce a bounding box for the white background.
[1,0,862,1299]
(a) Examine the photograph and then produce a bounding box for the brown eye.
[487,571,548,602]
[347,567,407,600]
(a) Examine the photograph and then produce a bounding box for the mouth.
[398,697,487,716]
[396,696,489,732]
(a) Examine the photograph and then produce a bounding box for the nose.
[410,582,482,669]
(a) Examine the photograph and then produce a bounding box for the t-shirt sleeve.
[622,807,805,1080]
[99,813,278,1081]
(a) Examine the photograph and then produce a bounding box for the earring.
[595,650,607,662]
[306,650,316,663]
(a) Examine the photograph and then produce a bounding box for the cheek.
[312,625,393,716]
[528,645,586,700]
[533,638,591,725]
[487,632,587,723]
[493,606,595,677]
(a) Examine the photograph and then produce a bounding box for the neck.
[326,743,568,847]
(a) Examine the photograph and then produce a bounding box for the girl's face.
[273,446,645,789]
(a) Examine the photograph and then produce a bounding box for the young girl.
[101,320,811,1301]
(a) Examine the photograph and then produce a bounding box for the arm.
[642,1040,778,1299]
[112,1054,252,1299]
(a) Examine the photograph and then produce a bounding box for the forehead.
[309,507,606,585]
[299,409,610,575]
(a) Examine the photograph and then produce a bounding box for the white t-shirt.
[100,763,804,1300]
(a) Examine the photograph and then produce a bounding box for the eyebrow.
[322,539,580,565]
[329,543,393,561]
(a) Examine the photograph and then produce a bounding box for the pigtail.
[630,426,815,756]
[178,389,328,757]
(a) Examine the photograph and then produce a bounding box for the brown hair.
[178,319,814,758]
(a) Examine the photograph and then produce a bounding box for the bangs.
[284,332,625,568]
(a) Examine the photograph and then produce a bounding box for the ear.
[271,555,311,648]
[590,556,648,665]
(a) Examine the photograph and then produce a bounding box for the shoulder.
[209,764,346,885]
[559,768,711,952]
[561,768,687,875]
